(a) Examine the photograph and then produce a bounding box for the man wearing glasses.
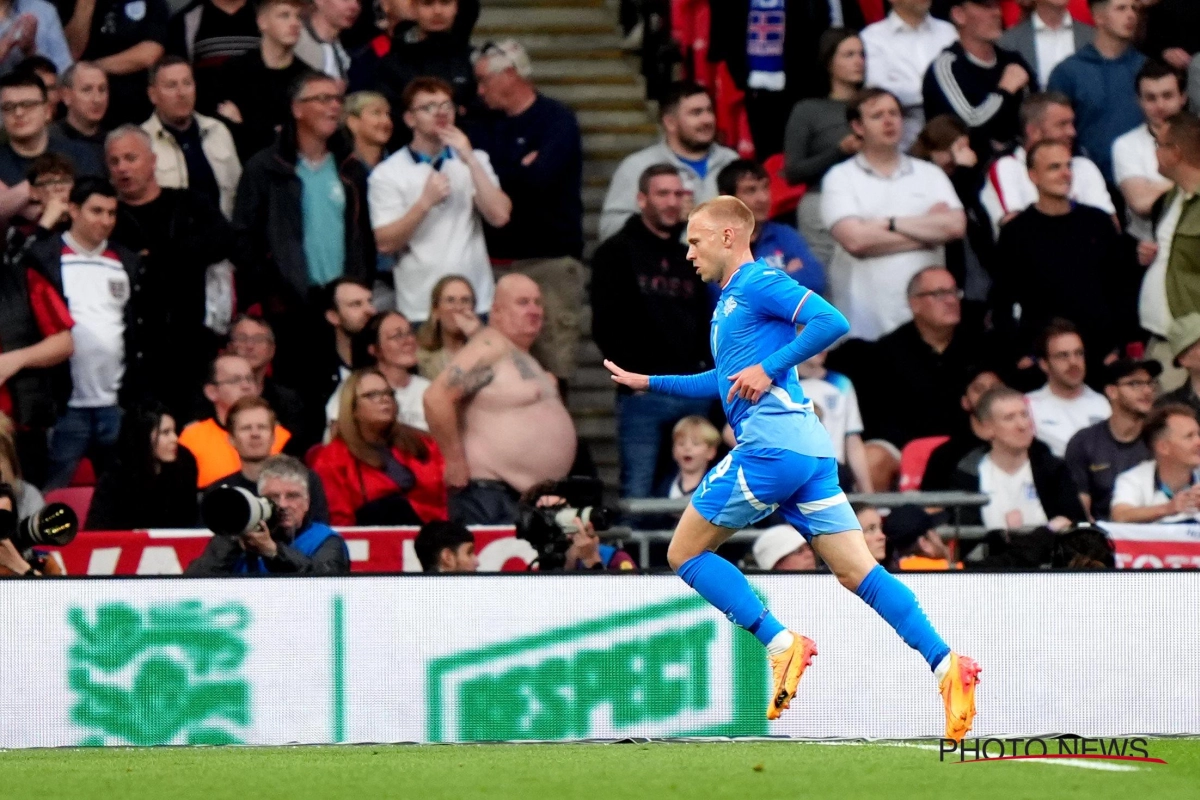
[231,70,372,389]
[368,75,510,326]
[1064,358,1157,521]
[0,71,102,222]
[179,353,291,487]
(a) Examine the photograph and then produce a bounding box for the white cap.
[752,525,806,570]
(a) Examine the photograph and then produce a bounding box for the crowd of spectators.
[1,0,1200,575]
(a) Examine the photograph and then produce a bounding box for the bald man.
[606,196,979,740]
[423,274,578,525]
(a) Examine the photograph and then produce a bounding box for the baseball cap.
[753,525,806,570]
[1102,358,1162,386]
[1168,312,1200,366]
[882,506,944,552]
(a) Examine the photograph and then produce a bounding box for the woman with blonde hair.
[312,368,447,525]
[0,418,45,520]
[343,91,394,170]
[416,275,481,379]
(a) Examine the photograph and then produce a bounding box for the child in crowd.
[657,416,720,499]
[796,351,873,492]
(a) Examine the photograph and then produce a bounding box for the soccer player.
[604,196,981,740]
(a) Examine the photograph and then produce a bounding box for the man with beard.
[105,124,236,420]
[1025,320,1111,458]
[1064,359,1157,520]
[590,164,712,498]
[599,82,739,241]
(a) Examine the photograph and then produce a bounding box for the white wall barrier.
[1,572,1197,748]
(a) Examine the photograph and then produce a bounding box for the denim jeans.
[616,393,712,498]
[46,406,123,489]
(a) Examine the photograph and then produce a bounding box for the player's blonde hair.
[672,415,720,447]
[689,195,755,233]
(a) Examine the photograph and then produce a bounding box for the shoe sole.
[768,638,817,721]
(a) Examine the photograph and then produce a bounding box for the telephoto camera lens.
[201,486,276,537]
[0,503,79,551]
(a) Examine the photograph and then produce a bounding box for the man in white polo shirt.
[368,76,512,324]
[1112,61,1187,244]
[860,0,959,149]
[29,178,139,488]
[1025,319,1111,457]
[979,91,1115,238]
[1111,403,1200,523]
[822,88,965,341]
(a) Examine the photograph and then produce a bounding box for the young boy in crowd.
[716,159,825,296]
[796,350,873,492]
[657,415,720,499]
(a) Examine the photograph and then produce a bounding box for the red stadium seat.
[897,436,950,493]
[68,458,95,487]
[44,487,95,529]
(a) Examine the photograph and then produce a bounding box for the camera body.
[201,486,280,537]
[515,478,613,570]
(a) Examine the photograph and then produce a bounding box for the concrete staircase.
[475,0,656,496]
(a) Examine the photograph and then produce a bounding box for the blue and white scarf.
[747,0,786,91]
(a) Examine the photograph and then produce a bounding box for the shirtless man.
[423,274,577,524]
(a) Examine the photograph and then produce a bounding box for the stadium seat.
[69,458,95,487]
[44,487,95,529]
[765,153,806,220]
[897,436,950,492]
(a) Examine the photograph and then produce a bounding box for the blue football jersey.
[711,259,835,458]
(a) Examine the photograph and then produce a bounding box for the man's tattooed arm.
[445,362,496,400]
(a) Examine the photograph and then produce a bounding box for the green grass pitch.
[3,740,1198,800]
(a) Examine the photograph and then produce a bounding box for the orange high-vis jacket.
[179,417,290,488]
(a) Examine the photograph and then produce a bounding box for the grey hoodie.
[598,139,741,242]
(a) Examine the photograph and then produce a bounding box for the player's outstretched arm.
[605,360,719,399]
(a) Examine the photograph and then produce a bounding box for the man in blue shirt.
[716,158,825,296]
[605,195,980,740]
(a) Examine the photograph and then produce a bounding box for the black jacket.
[85,446,201,530]
[949,444,1087,526]
[183,522,350,575]
[589,215,712,386]
[232,133,371,313]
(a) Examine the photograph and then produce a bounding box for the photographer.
[522,481,636,572]
[185,455,350,576]
[0,482,68,576]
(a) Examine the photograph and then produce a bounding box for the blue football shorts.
[689,447,861,540]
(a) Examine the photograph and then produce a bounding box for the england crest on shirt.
[109,278,128,302]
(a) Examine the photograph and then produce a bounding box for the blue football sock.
[855,564,951,671]
[677,551,785,647]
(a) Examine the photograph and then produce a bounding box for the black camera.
[516,478,613,570]
[201,486,279,537]
[0,503,79,552]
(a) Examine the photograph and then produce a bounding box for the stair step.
[576,414,617,440]
[480,33,625,53]
[583,158,621,183]
[582,122,659,135]
[531,58,637,80]
[578,108,656,127]
[568,388,615,411]
[578,338,604,364]
[478,6,614,26]
[534,48,625,61]
[583,185,606,212]
[487,0,605,6]
[536,74,638,86]
[589,439,619,466]
[575,365,615,389]
[584,211,599,239]
[584,131,658,153]
[540,82,645,104]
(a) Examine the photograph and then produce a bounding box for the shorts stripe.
[796,492,848,514]
[737,467,776,512]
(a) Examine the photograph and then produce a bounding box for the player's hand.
[603,360,650,392]
[420,171,452,209]
[726,364,772,404]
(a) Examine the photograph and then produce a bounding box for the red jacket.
[312,436,448,526]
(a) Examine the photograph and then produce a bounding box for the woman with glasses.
[86,401,200,530]
[312,367,446,525]
[415,274,480,380]
[324,310,430,438]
